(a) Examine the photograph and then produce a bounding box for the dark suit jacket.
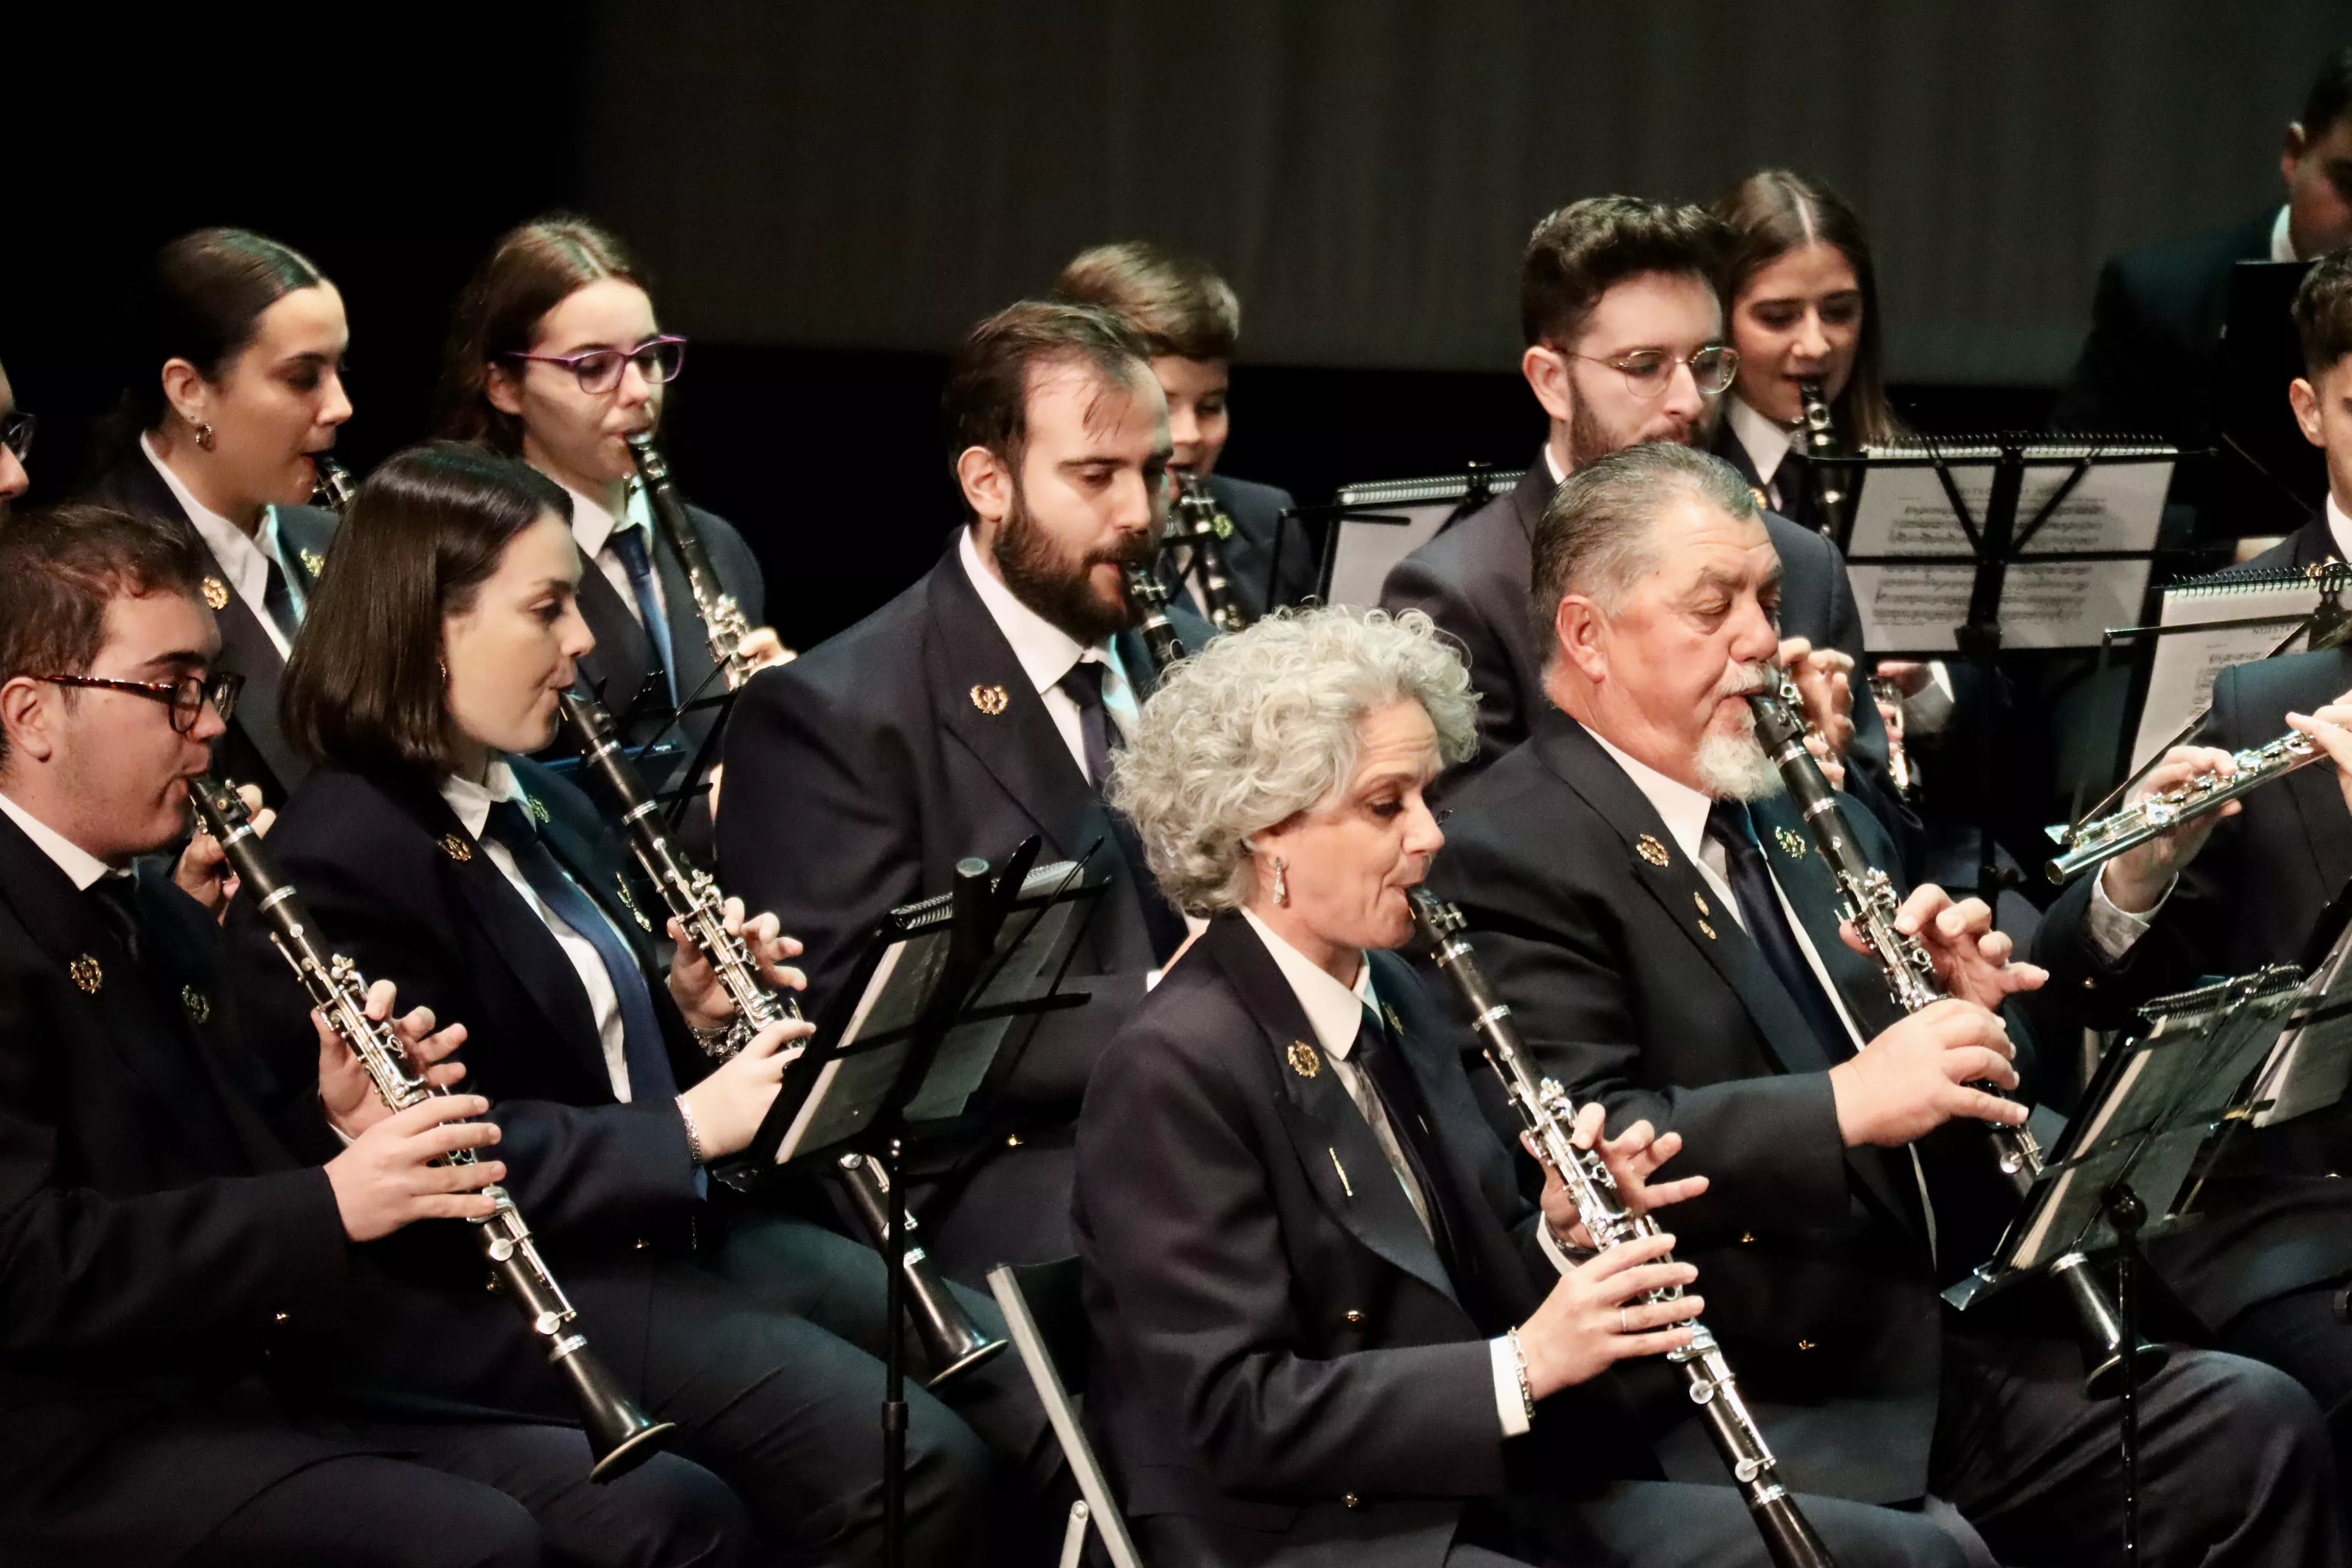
[1710,416,1827,538]
[2032,644,2352,1325]
[1420,709,2037,1505]
[1375,457,1909,857]
[2051,209,2278,442]
[80,452,339,807]
[0,812,362,1564]
[2242,512,2338,574]
[1168,472,1314,621]
[716,538,1208,1277]
[1074,913,1647,1568]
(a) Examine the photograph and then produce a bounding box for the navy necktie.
[86,871,145,969]
[1704,801,1856,1062]
[1058,660,1185,963]
[1055,659,1116,788]
[262,553,300,643]
[481,799,677,1106]
[608,526,678,707]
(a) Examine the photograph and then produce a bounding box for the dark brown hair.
[1520,197,1728,350]
[98,228,326,462]
[2302,44,2352,137]
[2294,247,2352,376]
[1053,241,1241,361]
[940,300,1152,493]
[1711,169,1903,447]
[0,505,206,768]
[283,442,571,776]
[434,214,650,454]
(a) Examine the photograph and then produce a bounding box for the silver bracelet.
[689,1014,749,1059]
[1507,1327,1536,1422]
[674,1094,706,1167]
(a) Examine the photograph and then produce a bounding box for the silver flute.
[1409,888,1835,1568]
[557,694,1006,1386]
[625,431,760,687]
[2044,730,2318,885]
[1746,692,2164,1397]
[187,776,674,1481]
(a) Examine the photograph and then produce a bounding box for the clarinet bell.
[554,1338,678,1483]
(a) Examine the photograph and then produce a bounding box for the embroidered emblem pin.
[969,684,1009,716]
[1775,827,1808,861]
[68,955,102,995]
[1287,1040,1322,1079]
[1697,919,1719,941]
[438,834,475,863]
[1635,834,1671,868]
[527,795,551,825]
[1382,1005,1404,1037]
[615,877,654,932]
[201,576,230,610]
[1693,891,1710,916]
[1749,486,1770,513]
[181,986,211,1027]
[300,548,326,578]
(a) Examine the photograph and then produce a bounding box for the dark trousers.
[181,1420,749,1568]
[2218,1282,2352,1491]
[1932,1334,2344,1567]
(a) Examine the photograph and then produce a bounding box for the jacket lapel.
[1201,916,1460,1307]
[573,548,666,726]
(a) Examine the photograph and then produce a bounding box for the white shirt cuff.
[1536,1215,1580,1278]
[2086,864,2171,964]
[1489,1335,1531,1437]
[1903,661,1956,736]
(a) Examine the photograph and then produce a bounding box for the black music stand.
[734,841,1106,1568]
[1817,439,2174,904]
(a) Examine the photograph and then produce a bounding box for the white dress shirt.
[957,527,1139,780]
[441,761,636,1102]
[141,433,301,658]
[2326,491,2352,566]
[563,477,672,633]
[1726,395,1802,514]
[2271,204,2300,265]
[1237,907,1542,1438]
[0,789,113,890]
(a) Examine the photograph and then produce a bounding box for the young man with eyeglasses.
[0,504,753,1567]
[0,355,32,516]
[1380,197,1908,852]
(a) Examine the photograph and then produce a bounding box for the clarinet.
[558,694,1007,1386]
[1409,890,1835,1568]
[309,454,357,515]
[1794,379,1852,543]
[625,431,759,688]
[1746,692,2164,1397]
[1121,563,1190,677]
[1168,472,1250,633]
[186,776,674,1481]
[2045,729,2319,885]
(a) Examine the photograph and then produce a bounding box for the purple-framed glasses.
[504,334,687,396]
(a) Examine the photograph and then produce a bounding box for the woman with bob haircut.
[223,440,1007,1566]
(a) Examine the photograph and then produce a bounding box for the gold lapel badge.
[1635,834,1671,868]
[1775,827,1808,862]
[300,548,326,578]
[68,955,102,995]
[201,576,231,610]
[527,795,551,825]
[969,684,1010,716]
[1287,1039,1322,1079]
[1382,1002,1404,1037]
[615,876,654,932]
[1697,919,1719,941]
[181,986,211,1027]
[1693,891,1710,916]
[438,834,475,863]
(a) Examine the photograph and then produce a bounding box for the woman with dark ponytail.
[81,227,353,805]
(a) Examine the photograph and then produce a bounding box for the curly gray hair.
[1108,606,1478,914]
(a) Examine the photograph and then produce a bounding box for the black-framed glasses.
[1,410,32,463]
[36,671,243,734]
[504,334,687,396]
[1569,344,1740,399]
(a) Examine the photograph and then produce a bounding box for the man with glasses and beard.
[717,301,1209,1280]
[1381,198,1906,855]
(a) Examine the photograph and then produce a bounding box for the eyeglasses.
[1568,345,1740,399]
[2,411,32,463]
[504,335,687,396]
[35,671,244,734]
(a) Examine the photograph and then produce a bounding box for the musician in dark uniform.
[2242,246,2352,572]
[1054,240,1313,618]
[0,353,30,517]
[1424,440,2344,1566]
[1376,197,1905,861]
[435,214,787,844]
[0,504,750,1568]
[79,227,351,808]
[1082,604,1969,1568]
[717,300,1208,1282]
[221,443,1011,1566]
[2053,44,2352,443]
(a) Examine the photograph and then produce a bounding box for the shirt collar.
[1587,729,1717,869]
[141,431,279,586]
[0,788,116,890]
[439,758,528,840]
[1541,443,1567,487]
[2271,203,2299,264]
[1726,394,1799,487]
[957,525,1114,695]
[1239,906,1380,1061]
[562,477,648,561]
[2328,492,2352,566]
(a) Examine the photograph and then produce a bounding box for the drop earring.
[194,422,216,451]
[1270,856,1289,907]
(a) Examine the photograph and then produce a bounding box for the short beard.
[992,477,1155,645]
[1564,361,1705,468]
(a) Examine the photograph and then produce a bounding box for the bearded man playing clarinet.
[1421,440,2343,1568]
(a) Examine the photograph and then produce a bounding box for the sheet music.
[2129,574,2316,769]
[1845,446,2172,558]
[1847,561,2152,653]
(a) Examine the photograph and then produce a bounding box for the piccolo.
[625,431,760,688]
[1120,564,1190,677]
[1409,888,1835,1568]
[188,776,673,1481]
[1168,472,1250,633]
[557,693,1005,1386]
[1746,692,2164,1397]
[2044,731,2318,885]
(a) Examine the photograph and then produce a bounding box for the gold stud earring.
[194,422,216,451]
[1271,856,1289,907]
